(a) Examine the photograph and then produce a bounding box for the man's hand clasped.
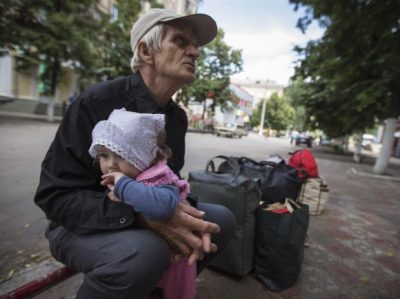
[102,172,220,264]
[137,202,220,265]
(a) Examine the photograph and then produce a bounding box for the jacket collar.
[127,73,176,114]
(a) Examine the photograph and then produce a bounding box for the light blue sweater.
[114,175,180,220]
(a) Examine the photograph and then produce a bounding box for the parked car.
[319,137,334,146]
[214,124,247,138]
[361,134,378,150]
[295,132,313,147]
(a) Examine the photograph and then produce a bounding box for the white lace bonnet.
[88,108,165,172]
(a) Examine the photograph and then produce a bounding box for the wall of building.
[231,78,284,109]
[0,56,14,97]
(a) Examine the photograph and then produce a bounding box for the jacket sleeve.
[34,95,135,234]
[114,176,179,220]
[166,105,188,178]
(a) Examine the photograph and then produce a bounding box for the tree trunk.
[47,57,60,122]
[373,117,397,174]
[353,132,363,163]
[341,136,349,153]
[201,99,206,120]
[46,0,63,122]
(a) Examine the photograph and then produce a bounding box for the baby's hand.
[102,172,125,203]
[107,190,121,202]
[101,172,125,189]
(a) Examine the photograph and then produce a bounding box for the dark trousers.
[47,203,236,299]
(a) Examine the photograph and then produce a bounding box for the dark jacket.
[34,73,188,234]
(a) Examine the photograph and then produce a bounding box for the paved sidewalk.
[195,147,400,299]
[2,145,400,299]
[40,147,400,299]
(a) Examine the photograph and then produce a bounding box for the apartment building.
[230,78,284,109]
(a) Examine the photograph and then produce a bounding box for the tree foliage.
[0,0,107,95]
[250,93,295,130]
[289,0,400,138]
[176,29,243,112]
[284,78,308,131]
[97,0,141,80]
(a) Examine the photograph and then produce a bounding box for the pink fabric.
[137,160,195,299]
[155,259,196,299]
[270,208,289,214]
[136,160,189,202]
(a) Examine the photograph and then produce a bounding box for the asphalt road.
[0,116,58,282]
[0,115,294,283]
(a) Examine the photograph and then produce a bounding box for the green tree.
[176,29,243,117]
[97,0,141,80]
[284,78,308,131]
[250,93,295,132]
[0,0,106,120]
[290,0,400,173]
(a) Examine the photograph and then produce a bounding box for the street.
[0,117,58,282]
[0,116,293,283]
[1,116,399,299]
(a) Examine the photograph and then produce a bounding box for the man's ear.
[137,42,154,65]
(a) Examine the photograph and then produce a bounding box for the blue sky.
[198,0,324,86]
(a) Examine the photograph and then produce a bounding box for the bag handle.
[238,156,259,165]
[238,157,282,168]
[205,155,240,175]
[285,198,301,213]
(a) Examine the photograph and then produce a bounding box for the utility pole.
[258,98,267,136]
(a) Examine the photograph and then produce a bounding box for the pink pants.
[156,259,196,299]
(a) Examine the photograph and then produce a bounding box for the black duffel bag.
[212,155,303,204]
[255,199,310,291]
[188,158,261,277]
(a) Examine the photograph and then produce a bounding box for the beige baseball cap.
[130,8,217,53]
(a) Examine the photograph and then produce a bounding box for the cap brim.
[162,13,217,46]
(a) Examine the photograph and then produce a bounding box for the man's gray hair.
[130,24,164,73]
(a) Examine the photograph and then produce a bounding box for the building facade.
[187,84,254,129]
[230,78,284,109]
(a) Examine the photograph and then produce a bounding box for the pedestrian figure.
[290,129,299,145]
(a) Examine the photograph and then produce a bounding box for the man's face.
[152,22,200,84]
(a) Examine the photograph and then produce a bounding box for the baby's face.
[97,146,140,178]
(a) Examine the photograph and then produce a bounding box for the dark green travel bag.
[188,156,262,277]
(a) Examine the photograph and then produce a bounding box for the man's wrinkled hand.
[136,202,220,258]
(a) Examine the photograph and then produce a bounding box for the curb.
[187,128,214,134]
[0,111,62,122]
[349,167,400,182]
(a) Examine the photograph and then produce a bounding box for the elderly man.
[34,8,235,299]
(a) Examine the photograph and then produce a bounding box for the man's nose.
[187,44,200,59]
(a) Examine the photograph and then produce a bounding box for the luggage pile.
[288,149,329,215]
[188,149,329,292]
